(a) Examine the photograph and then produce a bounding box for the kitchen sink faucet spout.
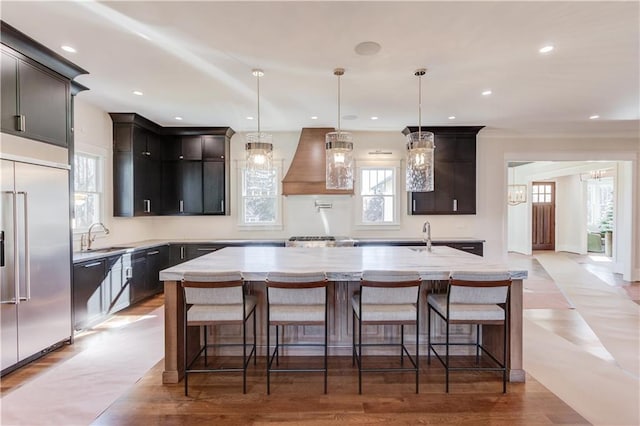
[422,221,432,252]
[82,222,110,251]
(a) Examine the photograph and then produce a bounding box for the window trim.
[354,159,401,230]
[236,159,283,231]
[72,148,106,235]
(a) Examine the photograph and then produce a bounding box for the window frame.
[72,149,105,234]
[354,160,401,229]
[236,159,283,230]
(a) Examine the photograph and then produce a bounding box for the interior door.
[532,181,555,250]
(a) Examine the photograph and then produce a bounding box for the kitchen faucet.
[422,221,432,252]
[81,222,110,251]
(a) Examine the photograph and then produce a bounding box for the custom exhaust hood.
[282,127,354,195]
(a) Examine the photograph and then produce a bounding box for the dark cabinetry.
[111,113,233,217]
[1,22,89,148]
[73,259,106,330]
[111,114,164,216]
[404,126,483,215]
[169,243,224,266]
[355,240,484,257]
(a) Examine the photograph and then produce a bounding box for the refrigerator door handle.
[17,191,30,301]
[1,191,18,304]
[0,230,4,267]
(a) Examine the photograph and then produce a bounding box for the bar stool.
[182,271,257,396]
[352,270,422,394]
[265,271,328,394]
[427,271,512,393]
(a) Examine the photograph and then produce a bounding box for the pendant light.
[245,68,273,171]
[507,166,527,206]
[406,69,435,192]
[326,68,354,190]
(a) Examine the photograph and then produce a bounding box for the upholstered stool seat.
[352,270,422,394]
[182,271,256,396]
[265,271,328,394]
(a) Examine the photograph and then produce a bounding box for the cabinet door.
[133,128,162,215]
[178,161,203,213]
[161,161,179,214]
[105,254,132,314]
[452,161,476,214]
[169,244,188,266]
[1,51,18,133]
[181,136,203,160]
[18,60,68,147]
[185,244,223,260]
[73,260,105,330]
[129,256,147,304]
[202,135,225,160]
[203,161,225,214]
[146,246,170,295]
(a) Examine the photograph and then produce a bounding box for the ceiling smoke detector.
[354,41,381,56]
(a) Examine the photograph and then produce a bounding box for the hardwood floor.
[93,359,587,425]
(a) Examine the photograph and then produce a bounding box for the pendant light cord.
[256,72,261,134]
[418,73,422,138]
[337,72,341,135]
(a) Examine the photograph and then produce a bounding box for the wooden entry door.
[532,182,555,250]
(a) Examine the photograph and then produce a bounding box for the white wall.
[73,98,640,280]
[555,174,586,254]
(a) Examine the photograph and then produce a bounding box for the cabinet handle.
[453,199,458,212]
[220,200,224,212]
[83,261,102,268]
[142,151,151,156]
[147,250,160,256]
[461,246,475,250]
[15,115,26,132]
[17,192,30,301]
[179,200,184,213]
[412,199,416,213]
[196,248,217,252]
[179,155,184,160]
[125,267,133,279]
[143,199,151,213]
[180,246,185,259]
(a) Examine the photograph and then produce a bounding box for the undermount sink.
[408,247,429,252]
[86,246,133,253]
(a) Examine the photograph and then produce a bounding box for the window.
[356,163,399,227]
[73,152,102,231]
[238,162,282,229]
[586,177,614,232]
[532,183,553,204]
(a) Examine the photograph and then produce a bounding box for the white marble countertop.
[159,245,528,282]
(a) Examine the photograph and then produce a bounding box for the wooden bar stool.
[352,270,422,394]
[182,271,257,396]
[427,271,512,393]
[265,271,328,394]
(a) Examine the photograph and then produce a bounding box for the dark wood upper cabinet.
[111,113,233,217]
[1,21,89,148]
[404,126,483,215]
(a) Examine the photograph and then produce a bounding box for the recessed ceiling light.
[370,116,379,120]
[354,41,381,56]
[448,116,456,120]
[310,116,318,120]
[132,90,143,96]
[589,115,600,120]
[539,45,554,54]
[61,45,76,53]
[246,116,254,120]
[482,90,492,96]
[174,116,183,121]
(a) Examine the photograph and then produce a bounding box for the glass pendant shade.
[245,132,273,171]
[325,131,354,190]
[507,184,527,205]
[406,131,435,192]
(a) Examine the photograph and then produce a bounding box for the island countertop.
[159,245,527,281]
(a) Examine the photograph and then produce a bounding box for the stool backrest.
[266,271,327,305]
[182,271,243,305]
[361,270,421,304]
[448,271,511,305]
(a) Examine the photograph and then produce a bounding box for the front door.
[532,181,555,250]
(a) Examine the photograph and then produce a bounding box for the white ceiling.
[2,1,639,136]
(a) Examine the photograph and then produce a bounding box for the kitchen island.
[160,246,527,384]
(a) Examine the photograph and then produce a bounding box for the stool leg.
[427,304,431,365]
[276,325,280,366]
[358,314,363,394]
[253,308,257,366]
[266,319,271,395]
[204,325,208,367]
[324,307,328,394]
[476,324,480,365]
[400,324,405,366]
[445,318,450,393]
[503,316,508,393]
[352,309,356,367]
[415,311,420,394]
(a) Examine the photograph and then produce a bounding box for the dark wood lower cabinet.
[73,259,106,330]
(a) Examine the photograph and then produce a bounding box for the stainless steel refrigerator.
[1,157,71,374]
